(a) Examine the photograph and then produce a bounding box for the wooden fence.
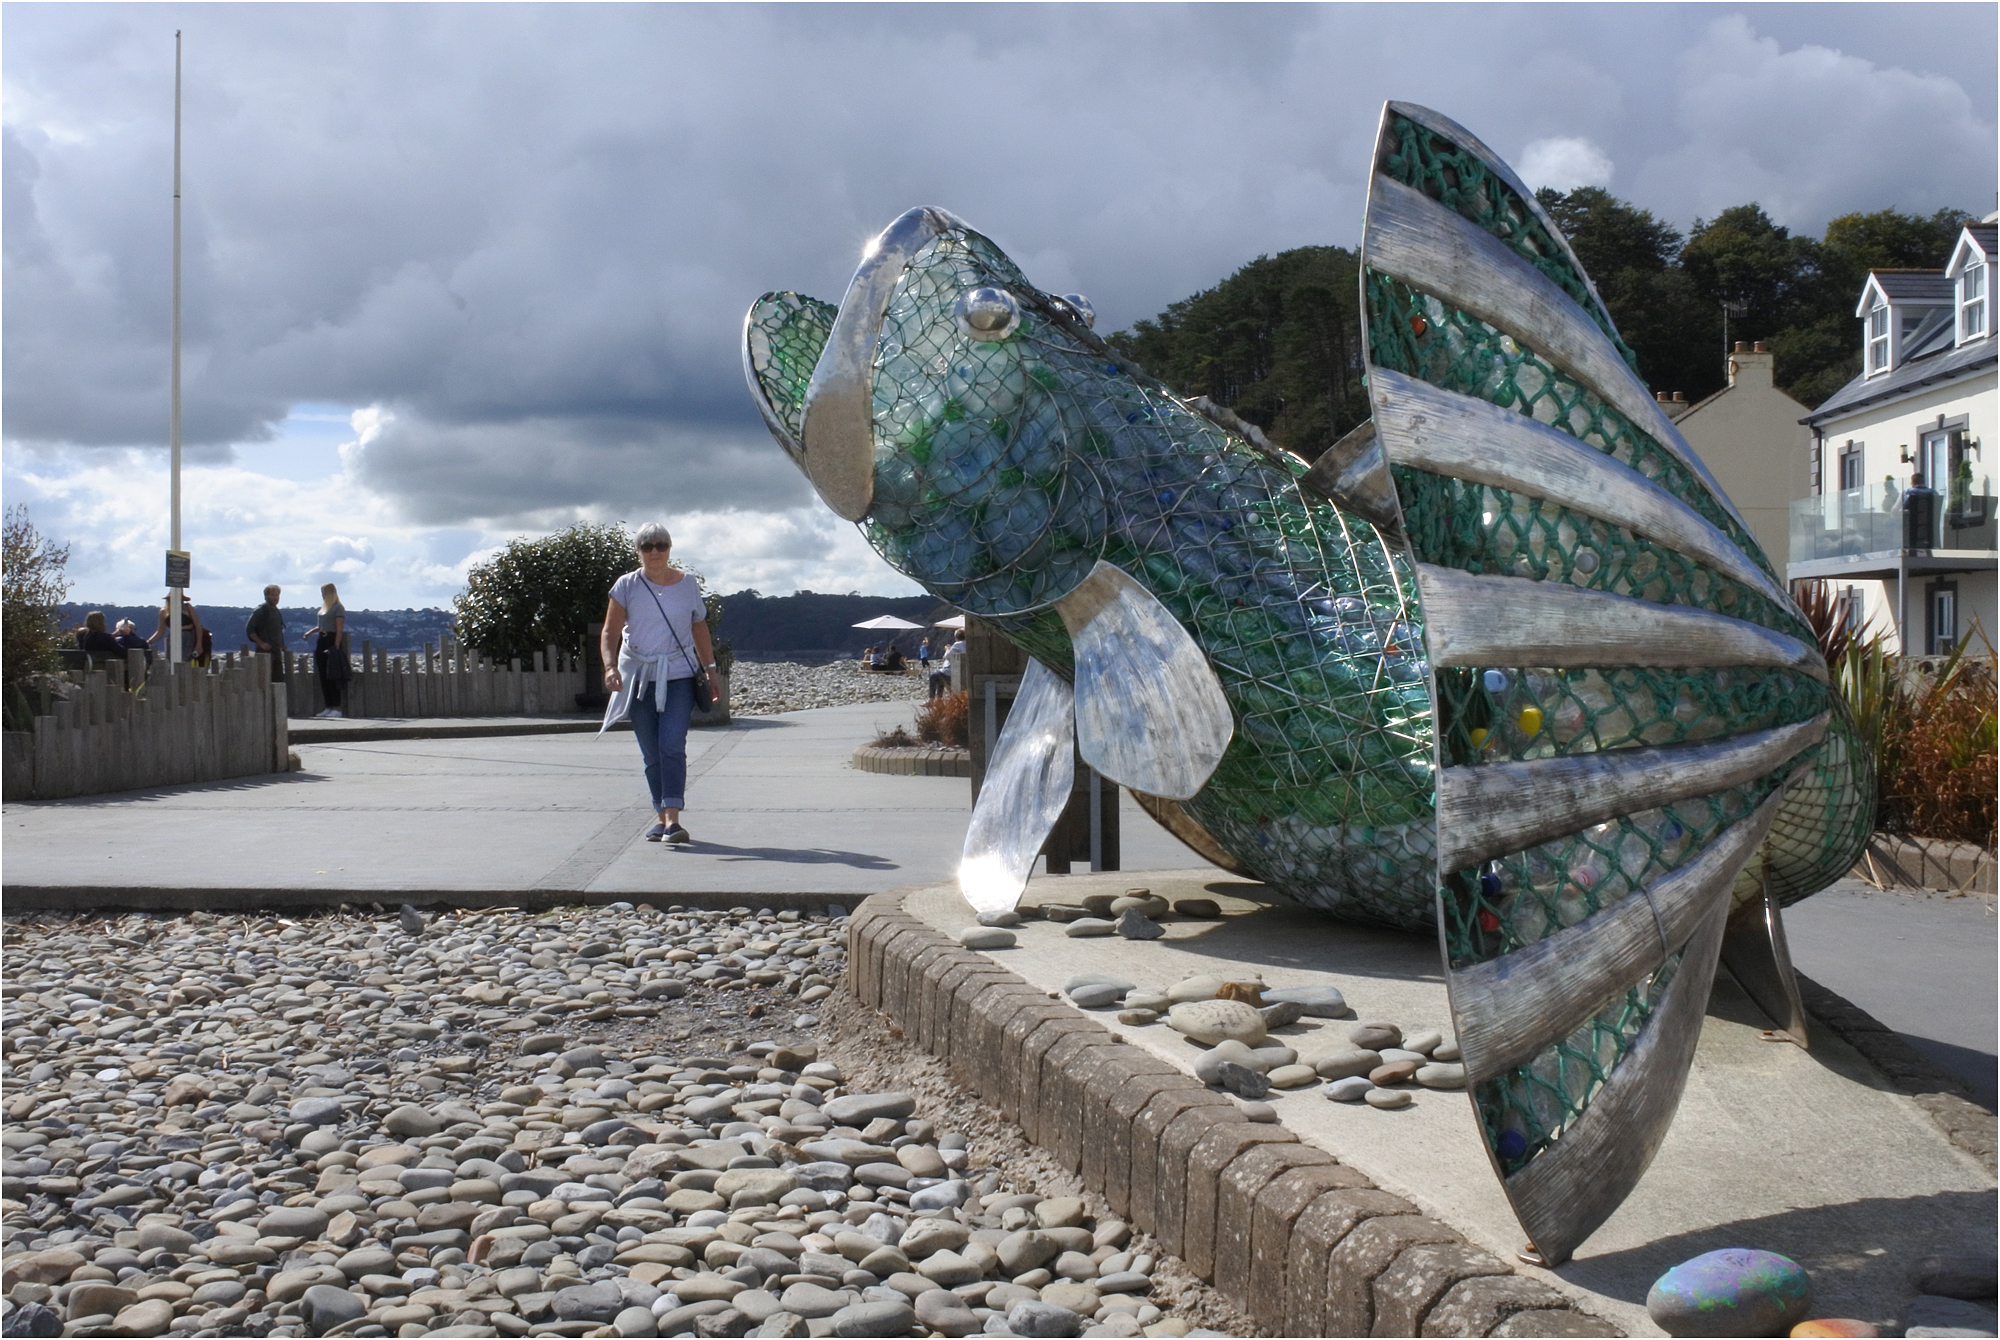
[280,637,729,724]
[283,639,588,719]
[2,650,288,802]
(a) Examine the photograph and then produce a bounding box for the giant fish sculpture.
[743,103,1872,1265]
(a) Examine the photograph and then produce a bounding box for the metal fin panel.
[1299,419,1406,542]
[1364,173,1750,536]
[1436,714,1829,871]
[802,206,969,520]
[1416,567,1825,682]
[1371,368,1788,610]
[1055,560,1234,800]
[742,300,808,472]
[957,658,1075,914]
[1383,101,1619,337]
[1502,884,1733,1266]
[1452,784,1789,1083]
[1720,880,1810,1044]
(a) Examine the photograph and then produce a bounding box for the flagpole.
[169,30,183,673]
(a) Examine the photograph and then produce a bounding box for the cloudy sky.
[5,3,1994,609]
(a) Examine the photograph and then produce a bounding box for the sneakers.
[326,710,343,719]
[645,822,668,842]
[663,824,692,845]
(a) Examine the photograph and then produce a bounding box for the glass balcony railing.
[1790,487,1998,566]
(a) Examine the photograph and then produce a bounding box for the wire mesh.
[1371,112,1870,1167]
[750,224,1448,928]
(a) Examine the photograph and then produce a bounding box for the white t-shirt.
[612,570,706,678]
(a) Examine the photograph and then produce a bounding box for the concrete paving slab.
[1,701,1208,908]
[1785,880,1998,1109]
[901,870,1998,1337]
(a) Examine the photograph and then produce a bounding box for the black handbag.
[639,576,713,711]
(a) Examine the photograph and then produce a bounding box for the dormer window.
[1960,264,1987,341]
[1866,302,1890,374]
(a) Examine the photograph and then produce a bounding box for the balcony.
[1789,487,1997,575]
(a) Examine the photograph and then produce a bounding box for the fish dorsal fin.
[958,658,1076,914]
[1054,561,1233,801]
[1362,101,1849,1266]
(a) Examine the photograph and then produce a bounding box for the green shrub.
[2,506,70,730]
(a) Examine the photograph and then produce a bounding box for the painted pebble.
[1647,1248,1813,1338]
[1167,1000,1268,1047]
[1789,1322,1878,1338]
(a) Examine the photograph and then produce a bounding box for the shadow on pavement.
[684,842,901,870]
[1901,1036,1999,1111]
[14,770,334,806]
[1563,1189,1997,1319]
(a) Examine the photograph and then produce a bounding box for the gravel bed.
[729,664,928,717]
[0,904,1226,1339]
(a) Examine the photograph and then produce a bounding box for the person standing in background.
[245,585,288,683]
[303,583,349,719]
[149,592,209,667]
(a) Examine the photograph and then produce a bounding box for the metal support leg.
[1088,767,1103,873]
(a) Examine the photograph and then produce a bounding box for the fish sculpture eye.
[954,286,1021,342]
[1054,293,1096,329]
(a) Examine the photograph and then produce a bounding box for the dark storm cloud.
[4,3,1993,528]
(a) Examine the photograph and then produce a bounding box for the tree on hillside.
[3,506,71,728]
[1108,246,1367,459]
[454,522,643,664]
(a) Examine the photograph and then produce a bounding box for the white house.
[1793,218,1996,655]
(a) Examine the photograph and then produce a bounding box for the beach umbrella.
[851,615,926,630]
[933,614,967,630]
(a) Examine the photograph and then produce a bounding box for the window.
[1920,430,1951,491]
[1838,444,1863,491]
[1928,583,1958,655]
[1844,586,1864,635]
[1866,302,1891,373]
[1962,264,1988,342]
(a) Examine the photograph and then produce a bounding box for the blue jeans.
[630,676,696,811]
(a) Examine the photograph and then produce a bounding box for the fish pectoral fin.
[958,659,1075,914]
[1299,418,1406,546]
[1054,561,1233,801]
[1720,876,1810,1046]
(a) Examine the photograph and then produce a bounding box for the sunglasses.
[638,542,670,552]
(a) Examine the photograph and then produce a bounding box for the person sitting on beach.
[112,620,152,662]
[883,647,906,673]
[863,645,884,669]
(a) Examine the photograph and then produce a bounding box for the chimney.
[1672,392,1686,402]
[1752,341,1768,353]
[1726,339,1774,390]
[1656,391,1671,403]
[1733,341,1749,353]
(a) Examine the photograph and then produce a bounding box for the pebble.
[1362,1088,1412,1110]
[1368,1060,1420,1085]
[1112,910,1164,940]
[1790,1322,1879,1337]
[732,660,929,715]
[1064,918,1116,938]
[1325,1077,1374,1102]
[1347,1021,1403,1050]
[1165,1000,1267,1047]
[1307,1047,1382,1080]
[1904,1295,2000,1337]
[1165,977,1227,1004]
[1234,1101,1279,1123]
[1068,984,1128,1010]
[1121,989,1170,1014]
[1416,1063,1466,1090]
[1170,900,1221,919]
[1258,986,1347,1018]
[1211,1063,1269,1100]
[1265,1064,1317,1089]
[1647,1248,1813,1337]
[958,926,1017,950]
[1908,1253,1998,1300]
[0,902,1179,1339]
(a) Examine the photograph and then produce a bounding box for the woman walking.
[304,583,350,719]
[599,524,717,844]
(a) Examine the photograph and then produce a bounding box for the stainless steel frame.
[957,658,1076,914]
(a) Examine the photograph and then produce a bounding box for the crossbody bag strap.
[637,575,706,682]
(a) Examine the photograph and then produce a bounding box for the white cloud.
[1518,137,1616,194]
[1633,14,1996,228]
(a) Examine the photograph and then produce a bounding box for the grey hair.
[634,523,673,549]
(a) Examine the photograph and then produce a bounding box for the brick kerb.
[848,888,1625,1338]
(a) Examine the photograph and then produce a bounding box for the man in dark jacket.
[246,585,288,681]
